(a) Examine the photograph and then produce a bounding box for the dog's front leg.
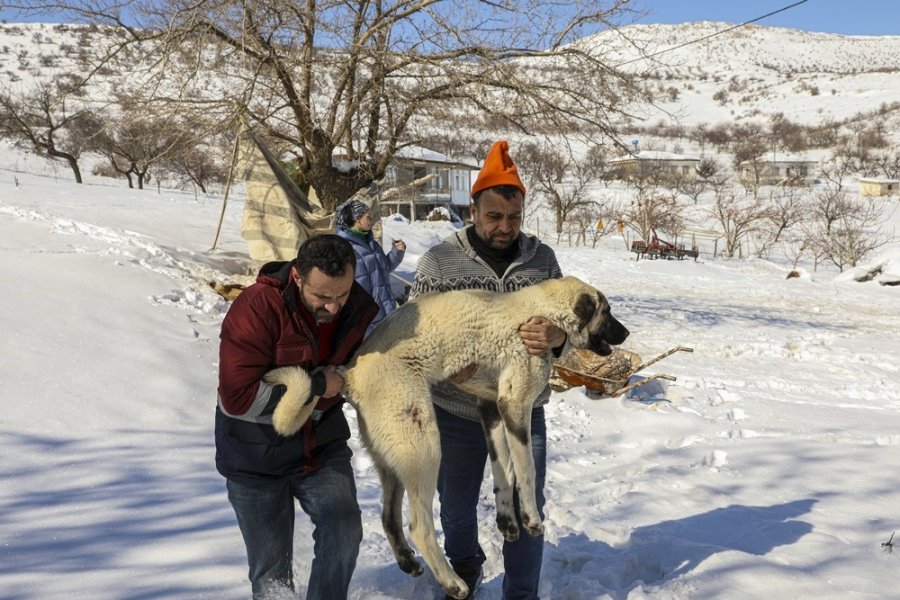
[496,370,545,538]
[478,399,519,542]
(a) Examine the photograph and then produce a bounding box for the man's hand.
[393,239,407,252]
[518,316,567,356]
[449,362,478,384]
[321,365,346,397]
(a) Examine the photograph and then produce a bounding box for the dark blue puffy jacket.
[336,227,404,335]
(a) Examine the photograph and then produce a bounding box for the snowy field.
[1,163,899,600]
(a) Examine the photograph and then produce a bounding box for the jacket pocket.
[275,341,314,365]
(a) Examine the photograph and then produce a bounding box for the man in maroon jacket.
[216,234,378,600]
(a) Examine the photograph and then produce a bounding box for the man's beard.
[312,310,337,324]
[477,226,516,249]
[299,290,338,324]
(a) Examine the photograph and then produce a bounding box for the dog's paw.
[521,514,544,537]
[444,581,469,600]
[397,551,423,577]
[497,514,520,542]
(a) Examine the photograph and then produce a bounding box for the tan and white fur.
[268,275,629,599]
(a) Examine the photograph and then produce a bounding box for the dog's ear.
[573,293,597,332]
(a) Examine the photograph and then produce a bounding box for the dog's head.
[565,278,629,356]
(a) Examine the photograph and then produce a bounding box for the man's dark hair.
[295,234,356,278]
[472,184,523,207]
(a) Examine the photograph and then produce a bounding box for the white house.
[379,146,480,222]
[739,155,818,186]
[858,177,900,197]
[609,150,701,180]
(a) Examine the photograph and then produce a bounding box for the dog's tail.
[264,366,317,436]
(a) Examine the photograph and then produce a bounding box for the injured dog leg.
[347,355,467,598]
[478,399,519,542]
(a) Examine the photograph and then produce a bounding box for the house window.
[800,166,808,176]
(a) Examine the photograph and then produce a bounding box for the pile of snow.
[836,248,900,286]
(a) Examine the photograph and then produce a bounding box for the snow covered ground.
[1,164,899,599]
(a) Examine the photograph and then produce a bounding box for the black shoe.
[445,564,483,600]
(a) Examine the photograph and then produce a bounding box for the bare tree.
[807,196,895,272]
[0,78,99,183]
[675,174,708,204]
[27,1,649,210]
[571,205,617,247]
[161,139,228,194]
[819,149,858,191]
[709,187,770,257]
[732,126,769,193]
[809,184,856,236]
[623,187,685,246]
[517,142,604,238]
[871,151,900,180]
[92,111,187,189]
[757,185,809,255]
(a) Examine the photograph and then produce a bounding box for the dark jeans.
[435,404,547,600]
[226,443,362,600]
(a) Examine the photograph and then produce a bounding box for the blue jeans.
[435,404,547,600]
[226,443,362,600]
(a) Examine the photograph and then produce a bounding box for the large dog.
[267,275,629,599]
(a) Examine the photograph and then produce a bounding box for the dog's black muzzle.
[588,315,630,356]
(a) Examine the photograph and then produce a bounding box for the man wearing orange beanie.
[410,140,566,600]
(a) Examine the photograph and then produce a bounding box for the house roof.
[394,145,480,169]
[611,150,700,163]
[858,177,900,184]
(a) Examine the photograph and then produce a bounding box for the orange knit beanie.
[470,140,526,198]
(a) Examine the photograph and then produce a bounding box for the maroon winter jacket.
[215,259,377,480]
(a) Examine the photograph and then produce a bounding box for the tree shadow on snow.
[0,428,243,599]
[542,499,816,599]
[616,295,838,332]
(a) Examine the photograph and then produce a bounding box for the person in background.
[410,140,567,600]
[335,199,406,335]
[216,234,377,600]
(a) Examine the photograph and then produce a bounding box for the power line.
[615,0,810,67]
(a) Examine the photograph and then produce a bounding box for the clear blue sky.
[1,1,898,36]
[633,0,899,36]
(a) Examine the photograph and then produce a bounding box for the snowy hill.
[2,21,900,131]
[578,22,900,127]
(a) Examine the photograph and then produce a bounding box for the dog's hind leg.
[347,356,467,598]
[478,399,520,542]
[403,465,468,599]
[374,460,424,576]
[496,368,546,538]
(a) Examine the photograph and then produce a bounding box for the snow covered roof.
[394,145,479,169]
[611,150,700,163]
[858,177,900,184]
